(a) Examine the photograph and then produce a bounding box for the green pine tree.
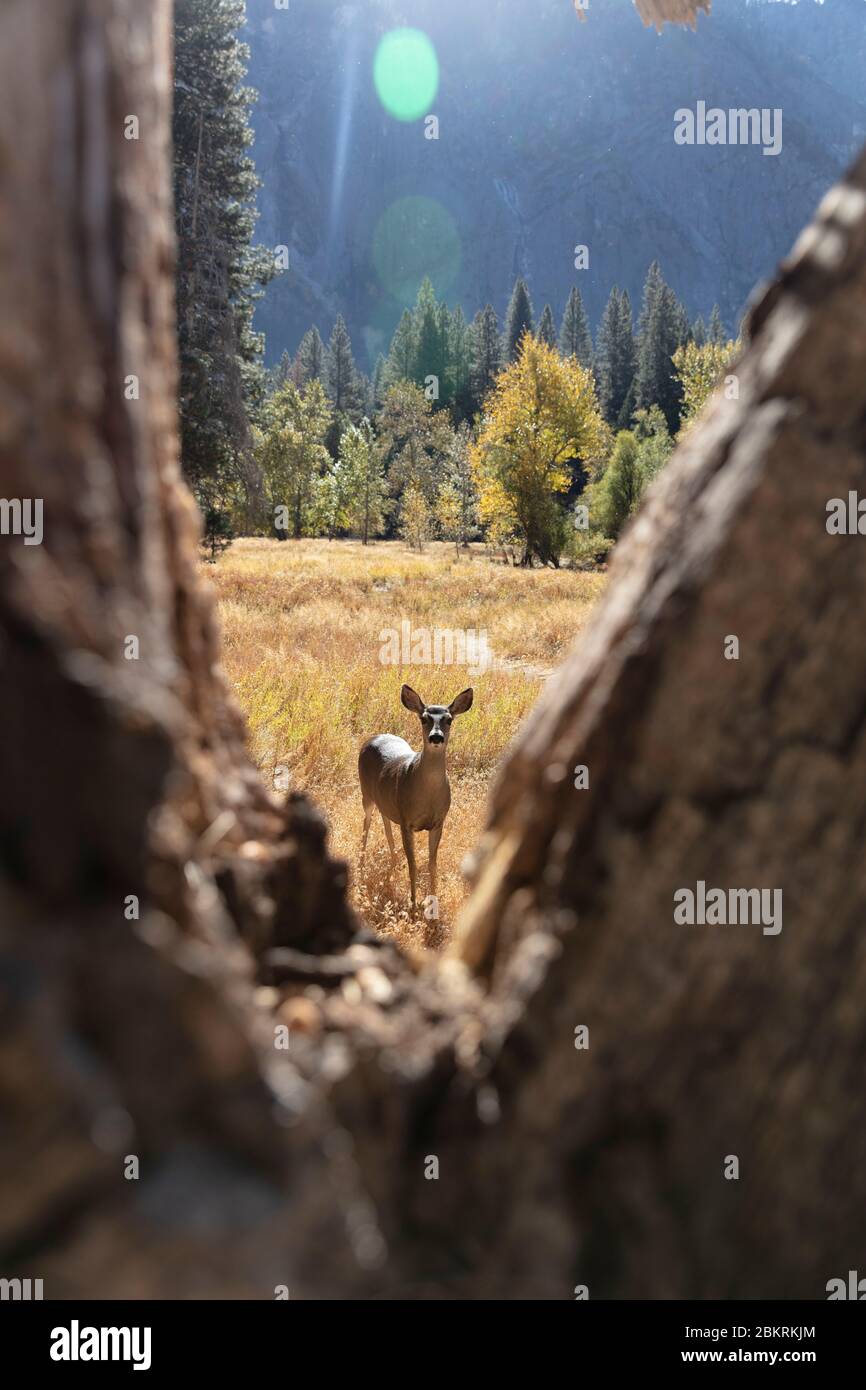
[356,371,375,419]
[275,350,292,387]
[616,376,637,433]
[596,288,636,428]
[371,353,387,408]
[437,301,454,404]
[634,262,689,433]
[470,304,503,409]
[537,304,557,348]
[447,305,474,421]
[383,309,418,391]
[672,298,692,346]
[173,0,274,519]
[559,287,594,369]
[297,326,326,385]
[413,280,447,404]
[325,315,362,417]
[504,277,534,362]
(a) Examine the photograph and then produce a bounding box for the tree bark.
[448,149,866,1296]
[0,0,360,1299]
[2,0,865,1302]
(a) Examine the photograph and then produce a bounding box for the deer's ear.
[449,688,474,716]
[401,684,425,715]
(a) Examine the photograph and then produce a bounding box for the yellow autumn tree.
[471,335,608,566]
[672,338,741,432]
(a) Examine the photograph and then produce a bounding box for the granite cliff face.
[245,0,866,368]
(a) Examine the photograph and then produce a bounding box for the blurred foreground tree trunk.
[1,0,865,1301]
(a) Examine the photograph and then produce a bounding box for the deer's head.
[401,684,473,750]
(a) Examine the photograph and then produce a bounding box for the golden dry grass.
[208,538,605,951]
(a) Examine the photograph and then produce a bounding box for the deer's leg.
[428,823,443,900]
[381,812,397,869]
[360,802,373,863]
[400,823,417,910]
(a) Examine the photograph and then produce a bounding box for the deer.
[358,684,474,911]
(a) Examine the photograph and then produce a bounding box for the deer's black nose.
[429,730,445,744]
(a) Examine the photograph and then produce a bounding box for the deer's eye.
[421,712,430,722]
[444,715,452,724]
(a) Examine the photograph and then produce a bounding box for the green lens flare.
[372,197,461,306]
[373,29,439,123]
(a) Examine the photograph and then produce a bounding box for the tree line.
[250,275,738,567]
[173,0,739,566]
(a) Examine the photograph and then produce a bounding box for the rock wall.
[245,0,866,368]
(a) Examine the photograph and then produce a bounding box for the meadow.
[209,539,605,950]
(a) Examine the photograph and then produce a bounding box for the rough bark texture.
[0,0,365,1299]
[448,155,866,1296]
[2,0,865,1301]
